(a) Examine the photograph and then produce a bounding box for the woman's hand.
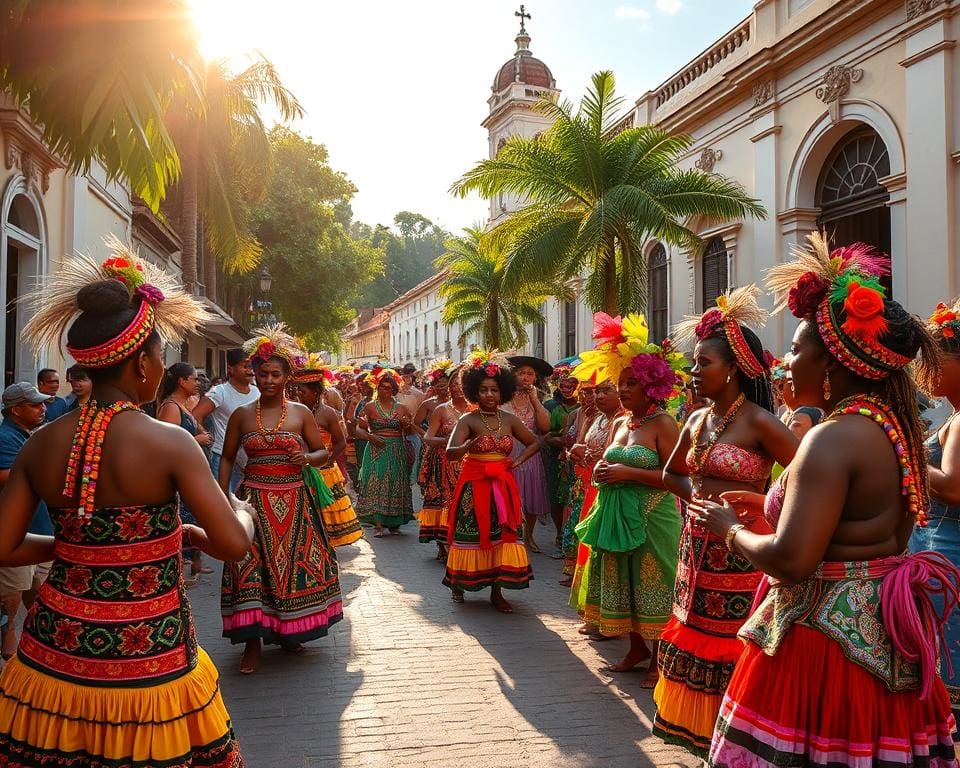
[687,497,741,538]
[568,444,586,465]
[594,462,629,484]
[718,490,767,523]
[398,413,413,431]
[195,431,213,448]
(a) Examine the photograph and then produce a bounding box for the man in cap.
[0,383,53,663]
[37,368,69,423]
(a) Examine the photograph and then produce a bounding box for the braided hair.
[701,324,774,413]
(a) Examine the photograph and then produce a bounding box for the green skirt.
[356,435,414,528]
[571,482,680,638]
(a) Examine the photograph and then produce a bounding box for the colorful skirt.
[221,472,343,645]
[510,440,550,519]
[417,445,459,544]
[653,523,766,758]
[314,463,363,547]
[0,648,242,767]
[443,459,532,592]
[561,465,598,577]
[570,482,680,637]
[709,553,960,767]
[356,436,414,528]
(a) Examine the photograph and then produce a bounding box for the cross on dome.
[515,5,531,34]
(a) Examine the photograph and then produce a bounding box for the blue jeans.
[209,452,244,496]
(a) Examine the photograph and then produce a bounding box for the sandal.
[451,590,465,604]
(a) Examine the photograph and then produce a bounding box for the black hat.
[401,363,417,375]
[508,355,553,378]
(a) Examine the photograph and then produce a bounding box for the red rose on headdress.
[694,309,723,340]
[103,257,131,270]
[484,364,499,376]
[842,282,888,342]
[257,341,276,360]
[787,272,828,318]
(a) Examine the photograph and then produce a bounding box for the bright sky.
[187,0,754,234]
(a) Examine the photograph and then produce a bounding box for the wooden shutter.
[647,244,668,343]
[702,237,728,311]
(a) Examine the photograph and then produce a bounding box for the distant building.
[337,307,390,365]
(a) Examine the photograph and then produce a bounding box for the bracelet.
[725,523,745,552]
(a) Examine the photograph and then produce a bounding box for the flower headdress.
[674,285,769,378]
[243,323,307,373]
[465,348,512,378]
[549,363,576,385]
[22,235,209,367]
[765,232,909,380]
[928,300,960,342]
[295,353,335,385]
[368,366,401,390]
[425,357,456,383]
[573,312,687,403]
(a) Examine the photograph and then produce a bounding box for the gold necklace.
[479,408,503,436]
[256,397,287,443]
[689,393,746,489]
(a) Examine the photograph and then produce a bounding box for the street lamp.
[259,265,273,293]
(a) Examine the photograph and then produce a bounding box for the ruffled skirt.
[0,649,242,767]
[316,464,363,547]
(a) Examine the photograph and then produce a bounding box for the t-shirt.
[0,417,52,535]
[206,381,260,454]
[43,396,70,423]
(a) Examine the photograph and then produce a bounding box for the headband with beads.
[243,323,307,373]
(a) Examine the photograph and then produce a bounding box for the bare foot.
[239,641,261,674]
[280,642,306,654]
[451,589,464,603]
[602,644,652,673]
[490,593,513,614]
[638,667,660,689]
[577,623,597,635]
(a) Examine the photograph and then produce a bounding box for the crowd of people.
[1,232,960,766]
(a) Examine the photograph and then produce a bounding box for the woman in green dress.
[571,311,687,687]
[355,369,415,536]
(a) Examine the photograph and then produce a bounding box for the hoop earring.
[822,370,831,401]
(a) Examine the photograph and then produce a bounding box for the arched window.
[2,188,45,385]
[433,321,438,352]
[647,243,668,344]
[701,237,728,312]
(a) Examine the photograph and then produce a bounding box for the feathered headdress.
[573,312,687,403]
[465,349,512,378]
[22,235,209,366]
[928,300,960,341]
[549,362,577,385]
[295,352,335,384]
[765,232,909,379]
[243,323,307,372]
[425,357,456,383]
[368,365,401,389]
[674,285,769,378]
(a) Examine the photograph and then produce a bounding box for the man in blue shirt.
[37,368,69,423]
[0,382,53,661]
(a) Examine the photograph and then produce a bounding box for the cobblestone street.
[190,526,699,768]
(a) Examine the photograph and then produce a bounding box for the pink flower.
[630,354,676,401]
[694,308,723,340]
[135,283,165,304]
[591,312,625,347]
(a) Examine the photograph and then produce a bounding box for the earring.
[822,370,831,401]
[726,374,732,384]
[789,378,796,397]
[141,375,147,383]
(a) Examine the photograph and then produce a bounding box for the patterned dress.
[562,412,610,577]
[569,444,680,637]
[314,425,363,547]
[443,434,533,591]
[652,443,773,758]
[503,400,550,519]
[417,411,461,544]
[0,500,243,766]
[356,402,415,528]
[221,431,343,645]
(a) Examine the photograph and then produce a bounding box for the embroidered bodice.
[764,475,787,528]
[369,403,402,433]
[504,400,539,433]
[242,430,306,487]
[604,443,660,470]
[19,499,197,687]
[472,433,514,456]
[687,442,773,483]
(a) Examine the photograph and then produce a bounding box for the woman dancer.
[569,313,687,685]
[443,351,541,612]
[295,358,363,547]
[504,356,553,553]
[417,360,469,558]
[558,379,597,586]
[653,286,798,758]
[0,242,251,766]
[157,362,215,584]
[355,369,415,536]
[345,372,373,488]
[696,234,959,766]
[911,298,960,731]
[220,326,342,674]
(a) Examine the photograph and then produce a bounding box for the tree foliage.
[249,127,382,349]
[355,213,449,307]
[0,0,203,209]
[452,70,766,315]
[436,228,568,350]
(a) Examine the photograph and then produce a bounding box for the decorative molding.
[694,147,723,172]
[752,79,775,106]
[0,110,63,195]
[905,0,948,21]
[815,65,863,104]
[750,125,782,143]
[898,39,956,69]
[878,172,907,195]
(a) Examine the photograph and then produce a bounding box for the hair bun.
[76,279,132,316]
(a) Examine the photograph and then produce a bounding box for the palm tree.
[451,71,766,316]
[171,56,303,291]
[1,0,203,209]
[436,227,570,350]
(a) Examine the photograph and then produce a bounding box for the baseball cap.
[2,382,54,410]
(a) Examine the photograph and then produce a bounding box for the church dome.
[492,30,556,93]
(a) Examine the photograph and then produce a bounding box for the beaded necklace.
[64,400,141,519]
[627,403,662,431]
[479,408,504,436]
[375,400,397,423]
[827,393,928,525]
[688,393,747,492]
[256,397,288,444]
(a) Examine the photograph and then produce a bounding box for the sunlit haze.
[187,0,754,233]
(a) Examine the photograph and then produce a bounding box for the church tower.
[483,6,560,225]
